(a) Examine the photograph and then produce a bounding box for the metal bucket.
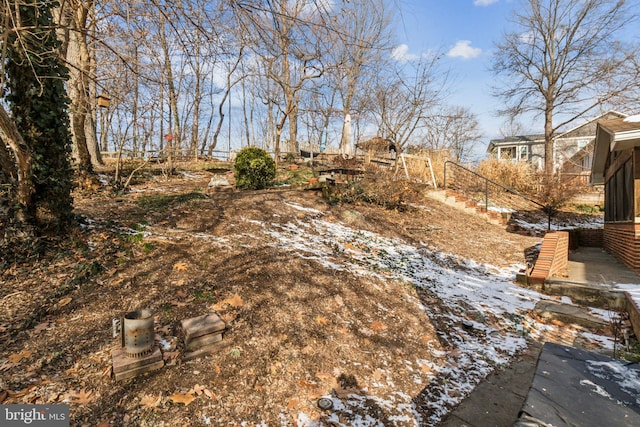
[122,309,154,358]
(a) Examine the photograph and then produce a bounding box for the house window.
[500,146,516,160]
[606,158,634,222]
[624,159,633,220]
[519,146,528,161]
[499,146,527,162]
[605,178,614,222]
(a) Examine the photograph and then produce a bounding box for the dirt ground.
[1,163,595,425]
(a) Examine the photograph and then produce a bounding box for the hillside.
[0,165,611,426]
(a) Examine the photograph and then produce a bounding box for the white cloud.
[447,40,482,59]
[473,0,499,6]
[391,44,419,62]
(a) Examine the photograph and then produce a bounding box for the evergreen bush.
[234,147,276,190]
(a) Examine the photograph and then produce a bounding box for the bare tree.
[498,115,525,138]
[367,52,448,153]
[209,46,244,157]
[326,0,393,157]
[492,0,640,178]
[232,0,327,164]
[417,106,482,162]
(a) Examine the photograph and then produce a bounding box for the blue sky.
[394,0,521,157]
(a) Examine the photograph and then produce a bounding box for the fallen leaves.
[172,261,189,271]
[62,389,95,404]
[139,393,162,409]
[211,294,244,311]
[0,361,17,372]
[58,297,72,307]
[223,294,243,308]
[7,350,32,364]
[168,392,196,406]
[315,316,329,325]
[33,322,50,334]
[5,386,37,402]
[188,384,215,399]
[371,321,387,332]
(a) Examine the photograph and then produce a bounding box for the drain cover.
[317,397,333,410]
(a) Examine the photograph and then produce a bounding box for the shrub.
[323,171,423,211]
[234,147,276,190]
[477,157,538,194]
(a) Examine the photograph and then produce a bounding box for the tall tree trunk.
[192,68,201,160]
[65,2,94,173]
[288,101,298,154]
[160,20,178,172]
[544,102,554,179]
[132,46,140,157]
[210,92,227,157]
[242,76,251,147]
[0,105,34,221]
[85,3,102,165]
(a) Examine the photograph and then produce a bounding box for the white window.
[498,145,528,162]
[518,145,528,161]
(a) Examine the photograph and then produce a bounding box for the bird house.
[97,93,111,108]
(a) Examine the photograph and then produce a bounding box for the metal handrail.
[443,161,552,229]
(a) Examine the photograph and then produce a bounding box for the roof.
[591,116,640,184]
[488,110,627,153]
[486,134,544,153]
[555,110,626,139]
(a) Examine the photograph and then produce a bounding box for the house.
[487,111,627,173]
[591,115,640,273]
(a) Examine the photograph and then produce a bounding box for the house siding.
[489,111,625,172]
[603,223,640,273]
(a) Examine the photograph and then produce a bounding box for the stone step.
[533,300,608,330]
[543,280,627,310]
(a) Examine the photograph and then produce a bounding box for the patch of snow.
[157,337,173,351]
[560,296,573,304]
[580,332,615,350]
[579,379,613,399]
[241,218,266,226]
[180,171,204,179]
[614,285,640,308]
[262,217,547,424]
[513,214,603,233]
[586,360,640,405]
[147,208,618,426]
[284,202,323,214]
[623,114,640,123]
[488,206,515,213]
[589,307,620,323]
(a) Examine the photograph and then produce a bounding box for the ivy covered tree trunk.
[4,0,74,227]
